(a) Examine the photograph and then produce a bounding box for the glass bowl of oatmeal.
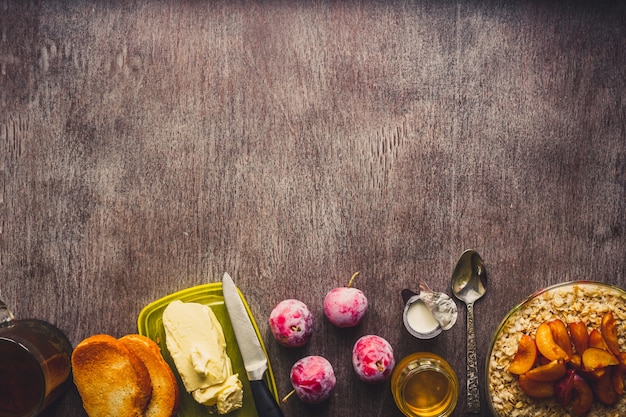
[486,281,626,417]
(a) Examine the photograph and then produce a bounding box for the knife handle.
[250,379,285,417]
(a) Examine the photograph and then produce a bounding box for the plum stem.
[281,389,296,404]
[347,271,360,288]
[281,389,296,403]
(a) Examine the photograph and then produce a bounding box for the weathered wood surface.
[2,1,625,416]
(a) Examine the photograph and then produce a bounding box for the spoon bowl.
[451,250,487,304]
[451,249,487,414]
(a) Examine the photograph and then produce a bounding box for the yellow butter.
[192,373,243,413]
[162,300,243,413]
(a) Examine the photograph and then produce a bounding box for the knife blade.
[222,273,285,417]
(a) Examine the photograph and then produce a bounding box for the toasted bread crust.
[72,334,152,417]
[119,334,180,417]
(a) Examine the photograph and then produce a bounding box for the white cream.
[405,299,440,334]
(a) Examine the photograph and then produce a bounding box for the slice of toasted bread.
[119,334,180,417]
[72,334,152,417]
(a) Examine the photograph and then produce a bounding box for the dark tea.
[0,320,72,417]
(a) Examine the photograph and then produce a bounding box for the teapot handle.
[0,299,15,327]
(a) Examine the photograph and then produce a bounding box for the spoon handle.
[466,302,480,414]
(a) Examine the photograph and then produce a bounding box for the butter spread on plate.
[193,374,243,414]
[162,300,243,414]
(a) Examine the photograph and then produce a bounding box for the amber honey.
[391,352,458,417]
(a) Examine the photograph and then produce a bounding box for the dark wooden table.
[2,1,625,416]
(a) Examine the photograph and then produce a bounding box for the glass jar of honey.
[391,352,458,417]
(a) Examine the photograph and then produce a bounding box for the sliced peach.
[569,353,582,370]
[620,352,626,372]
[509,334,538,375]
[555,369,576,406]
[568,321,589,354]
[588,329,609,351]
[594,369,619,405]
[582,367,606,381]
[536,355,550,366]
[536,322,569,361]
[611,366,625,395]
[582,347,619,371]
[517,374,555,398]
[570,377,594,415]
[526,359,567,382]
[600,311,621,356]
[548,319,574,359]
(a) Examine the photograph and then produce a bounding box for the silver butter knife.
[222,273,285,417]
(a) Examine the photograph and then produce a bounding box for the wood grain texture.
[1,1,625,416]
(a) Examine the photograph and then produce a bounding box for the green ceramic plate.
[137,283,280,417]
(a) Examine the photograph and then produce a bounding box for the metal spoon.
[451,249,487,414]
